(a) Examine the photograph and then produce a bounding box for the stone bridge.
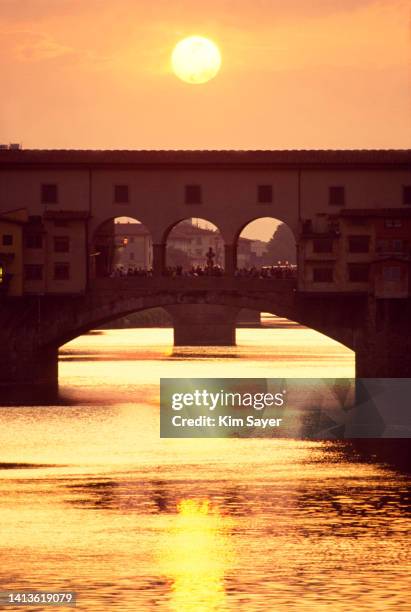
[1,149,410,391]
[1,275,409,392]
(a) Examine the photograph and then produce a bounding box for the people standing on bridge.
[206,247,216,270]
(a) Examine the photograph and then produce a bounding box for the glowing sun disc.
[172,36,221,84]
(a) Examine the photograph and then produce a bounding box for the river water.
[0,320,409,611]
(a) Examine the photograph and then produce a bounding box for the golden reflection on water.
[160,499,233,612]
[59,322,355,401]
[0,324,409,611]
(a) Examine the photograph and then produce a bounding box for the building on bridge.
[299,207,411,298]
[0,208,26,296]
[0,148,410,297]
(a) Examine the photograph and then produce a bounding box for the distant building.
[167,220,224,267]
[114,222,152,269]
[250,239,267,260]
[237,236,254,268]
[114,220,256,270]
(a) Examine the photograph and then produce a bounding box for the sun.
[171,36,221,84]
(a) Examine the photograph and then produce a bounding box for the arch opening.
[235,217,297,279]
[92,216,153,279]
[164,218,224,276]
[58,302,354,381]
[50,288,352,354]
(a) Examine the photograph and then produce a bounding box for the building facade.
[0,208,26,296]
[299,208,411,297]
[114,221,153,270]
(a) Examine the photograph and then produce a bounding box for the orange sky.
[0,0,410,150]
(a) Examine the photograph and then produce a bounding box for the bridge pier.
[0,337,58,394]
[165,304,240,346]
[152,243,166,276]
[295,294,411,377]
[0,299,58,394]
[354,298,411,377]
[224,244,237,276]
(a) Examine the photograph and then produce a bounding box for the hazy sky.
[1,0,410,150]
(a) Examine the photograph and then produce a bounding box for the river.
[0,320,409,611]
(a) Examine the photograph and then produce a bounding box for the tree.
[265,223,296,264]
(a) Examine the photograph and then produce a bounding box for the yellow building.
[0,208,27,296]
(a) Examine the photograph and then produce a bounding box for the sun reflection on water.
[160,498,233,612]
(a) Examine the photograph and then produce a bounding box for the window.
[114,184,129,203]
[257,185,273,203]
[302,219,313,234]
[348,263,369,282]
[185,184,202,204]
[54,221,68,228]
[329,186,345,206]
[403,185,411,206]
[25,233,43,249]
[392,239,404,252]
[313,238,333,253]
[349,217,368,226]
[24,264,43,281]
[54,262,70,280]
[376,239,407,253]
[41,184,58,204]
[385,218,402,228]
[2,234,13,246]
[313,267,333,282]
[383,266,401,282]
[54,236,70,253]
[348,235,370,253]
[29,215,42,224]
[376,239,389,253]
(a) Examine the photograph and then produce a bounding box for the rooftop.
[115,221,219,238]
[0,149,410,168]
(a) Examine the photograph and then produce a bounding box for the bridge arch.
[0,281,363,391]
[48,293,298,349]
[230,216,297,276]
[234,215,297,244]
[91,215,153,278]
[35,279,357,353]
[163,217,225,274]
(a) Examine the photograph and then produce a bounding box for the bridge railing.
[90,276,297,293]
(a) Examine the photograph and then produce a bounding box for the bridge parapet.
[90,276,297,295]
